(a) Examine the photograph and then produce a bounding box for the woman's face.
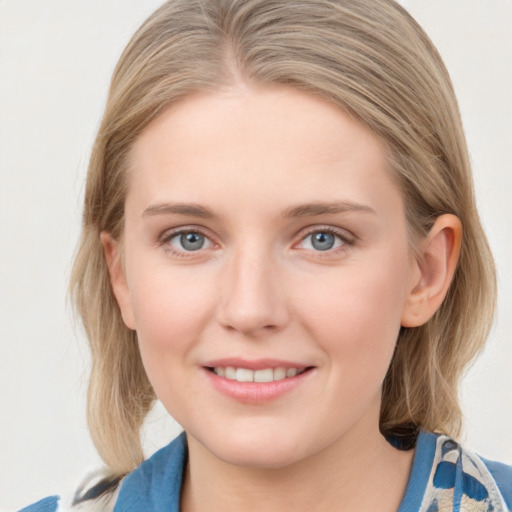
[113,86,420,468]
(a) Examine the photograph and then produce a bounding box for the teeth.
[236,368,254,382]
[254,368,273,383]
[213,366,305,382]
[273,367,287,380]
[286,368,297,377]
[225,367,236,380]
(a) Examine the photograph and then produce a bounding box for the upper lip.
[202,358,312,371]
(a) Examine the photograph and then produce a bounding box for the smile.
[203,361,315,403]
[210,366,307,383]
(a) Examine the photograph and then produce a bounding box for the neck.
[180,415,414,512]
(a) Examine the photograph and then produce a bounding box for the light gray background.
[0,1,511,509]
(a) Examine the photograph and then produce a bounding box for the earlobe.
[401,214,462,328]
[100,232,136,330]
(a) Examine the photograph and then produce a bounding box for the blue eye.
[167,231,212,252]
[300,230,345,251]
[311,232,335,251]
[180,232,205,251]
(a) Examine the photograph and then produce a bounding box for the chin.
[218,444,304,469]
[197,424,317,470]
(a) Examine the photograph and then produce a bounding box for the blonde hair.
[71,0,496,475]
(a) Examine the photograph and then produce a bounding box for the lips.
[202,359,314,403]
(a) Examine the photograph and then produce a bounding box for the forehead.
[126,85,402,218]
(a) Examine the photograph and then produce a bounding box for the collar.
[113,431,186,512]
[113,429,510,512]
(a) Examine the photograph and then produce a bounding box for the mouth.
[202,361,315,403]
[205,366,312,383]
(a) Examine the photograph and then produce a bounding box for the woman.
[18,0,512,510]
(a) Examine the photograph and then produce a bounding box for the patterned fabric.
[16,431,512,512]
[15,470,120,512]
[417,434,512,511]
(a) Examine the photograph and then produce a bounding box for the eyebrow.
[142,202,216,218]
[142,200,375,219]
[282,201,376,218]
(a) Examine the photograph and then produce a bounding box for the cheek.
[296,256,409,373]
[127,263,216,359]
[128,266,219,415]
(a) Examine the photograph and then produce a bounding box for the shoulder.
[427,433,512,511]
[14,469,122,512]
[480,455,512,510]
[15,496,60,512]
[16,433,187,512]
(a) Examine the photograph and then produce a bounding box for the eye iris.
[180,232,204,251]
[311,232,335,251]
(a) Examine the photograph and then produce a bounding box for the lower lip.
[203,368,313,404]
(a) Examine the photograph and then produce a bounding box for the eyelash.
[296,226,355,255]
[158,225,355,258]
[159,227,215,258]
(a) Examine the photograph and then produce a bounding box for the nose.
[216,247,290,337]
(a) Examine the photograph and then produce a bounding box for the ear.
[100,232,136,330]
[401,214,462,328]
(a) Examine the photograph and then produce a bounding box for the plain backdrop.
[0,0,511,509]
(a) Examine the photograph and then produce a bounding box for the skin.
[103,85,461,512]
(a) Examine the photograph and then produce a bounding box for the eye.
[298,230,348,252]
[163,229,214,254]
